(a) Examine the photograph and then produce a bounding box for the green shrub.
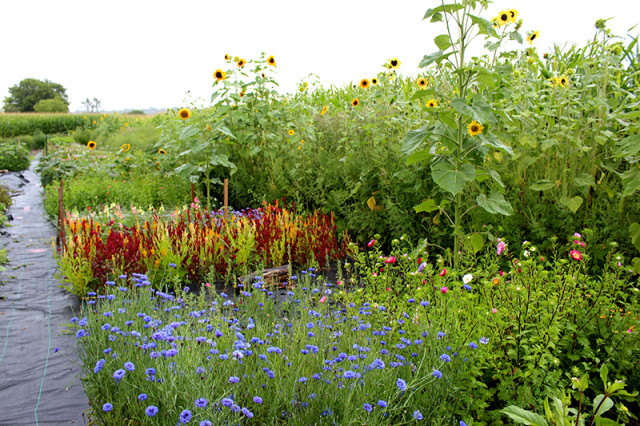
[32,130,47,149]
[0,142,30,171]
[72,128,92,145]
[33,97,69,113]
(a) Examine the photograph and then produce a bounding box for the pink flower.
[372,273,378,277]
[440,287,448,294]
[570,250,582,261]
[385,256,396,264]
[627,328,633,334]
[439,268,447,277]
[574,232,582,239]
[492,308,497,314]
[319,296,327,303]
[497,240,506,255]
[337,280,343,286]
[574,240,586,248]
[367,239,376,248]
[498,270,504,276]
[205,283,211,287]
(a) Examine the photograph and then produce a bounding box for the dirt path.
[0,156,88,425]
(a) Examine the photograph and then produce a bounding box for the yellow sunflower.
[320,105,329,115]
[352,98,360,107]
[467,120,484,136]
[124,122,128,127]
[178,108,191,119]
[214,69,226,81]
[122,143,131,152]
[92,120,97,124]
[388,58,401,69]
[527,31,539,44]
[558,75,569,87]
[87,140,97,150]
[224,53,230,60]
[267,55,276,66]
[417,78,428,88]
[360,79,370,89]
[237,58,246,67]
[371,77,378,85]
[507,9,518,23]
[426,99,438,108]
[491,17,500,28]
[158,148,166,155]
[288,129,295,136]
[497,10,510,26]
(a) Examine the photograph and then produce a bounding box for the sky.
[1,0,638,112]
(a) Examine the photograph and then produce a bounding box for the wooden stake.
[190,182,195,203]
[224,178,229,220]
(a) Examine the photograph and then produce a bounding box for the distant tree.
[3,78,69,112]
[33,96,69,113]
[81,97,101,112]
[128,109,145,115]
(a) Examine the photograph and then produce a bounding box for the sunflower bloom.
[527,31,539,44]
[267,55,276,66]
[467,120,484,136]
[497,11,510,26]
[426,99,438,108]
[417,78,428,88]
[87,140,97,150]
[371,77,378,85]
[288,129,295,136]
[352,98,360,107]
[178,108,191,119]
[320,105,329,115]
[214,69,226,81]
[237,58,246,67]
[388,58,401,69]
[121,143,131,152]
[224,53,230,60]
[507,9,518,23]
[559,75,569,87]
[360,79,370,89]
[158,148,166,155]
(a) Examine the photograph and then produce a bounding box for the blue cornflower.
[75,329,86,338]
[306,322,314,329]
[396,378,407,391]
[413,410,424,420]
[124,361,135,371]
[377,400,387,408]
[119,287,127,292]
[241,407,254,418]
[433,369,443,378]
[113,369,125,381]
[437,331,445,339]
[200,421,212,426]
[343,370,357,379]
[299,377,308,383]
[145,405,158,417]
[469,342,478,349]
[479,337,489,344]
[138,393,148,401]
[253,396,263,404]
[179,409,192,423]
[440,354,451,362]
[230,404,241,413]
[221,398,233,407]
[93,359,105,374]
[420,300,430,306]
[102,402,113,412]
[363,403,373,412]
[463,284,472,291]
[145,367,156,376]
[195,398,208,408]
[229,376,240,383]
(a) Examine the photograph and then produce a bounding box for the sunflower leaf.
[476,191,513,216]
[410,88,437,100]
[414,199,439,213]
[509,31,524,44]
[451,98,474,117]
[559,196,583,214]
[431,161,475,196]
[529,179,556,191]
[478,133,514,155]
[179,125,201,141]
[402,125,430,155]
[630,223,640,252]
[469,14,497,37]
[621,167,640,198]
[407,149,433,166]
[614,134,640,157]
[419,50,456,68]
[423,4,464,20]
[434,34,452,50]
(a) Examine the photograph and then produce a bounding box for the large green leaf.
[529,179,556,191]
[559,196,583,213]
[614,134,640,158]
[402,125,430,155]
[451,97,474,117]
[630,223,640,252]
[501,406,548,426]
[469,14,497,37]
[431,161,475,195]
[471,99,495,123]
[476,67,498,89]
[509,31,524,44]
[593,395,614,417]
[407,149,433,165]
[573,172,595,188]
[476,191,514,216]
[489,169,505,187]
[419,50,456,68]
[470,233,484,253]
[621,167,640,198]
[179,125,201,141]
[423,4,465,20]
[434,34,452,50]
[478,133,514,155]
[414,198,438,213]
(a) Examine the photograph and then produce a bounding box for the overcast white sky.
[1,0,638,112]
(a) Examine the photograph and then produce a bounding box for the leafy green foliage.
[0,142,30,171]
[2,78,69,112]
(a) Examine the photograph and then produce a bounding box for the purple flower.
[75,329,86,338]
[179,409,192,423]
[469,342,478,349]
[200,421,212,426]
[253,396,263,404]
[377,400,387,408]
[433,369,443,378]
[93,359,105,374]
[113,369,125,381]
[102,402,113,412]
[299,377,308,383]
[229,376,240,383]
[195,398,208,408]
[221,398,233,407]
[343,370,357,379]
[440,354,451,362]
[413,410,423,420]
[396,378,407,391]
[479,337,489,345]
[363,403,373,412]
[124,361,135,371]
[241,407,254,418]
[138,393,148,401]
[146,405,158,417]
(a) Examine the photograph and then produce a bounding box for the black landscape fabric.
[0,158,88,425]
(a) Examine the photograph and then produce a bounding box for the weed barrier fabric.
[0,157,88,425]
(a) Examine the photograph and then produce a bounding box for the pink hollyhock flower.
[628,328,633,334]
[499,270,504,276]
[574,232,582,239]
[205,283,211,287]
[439,268,447,277]
[319,296,327,303]
[385,256,396,264]
[492,308,497,314]
[497,240,506,255]
[440,287,448,294]
[570,250,582,261]
[367,239,376,248]
[386,288,391,292]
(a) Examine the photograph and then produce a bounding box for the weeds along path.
[0,155,88,425]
